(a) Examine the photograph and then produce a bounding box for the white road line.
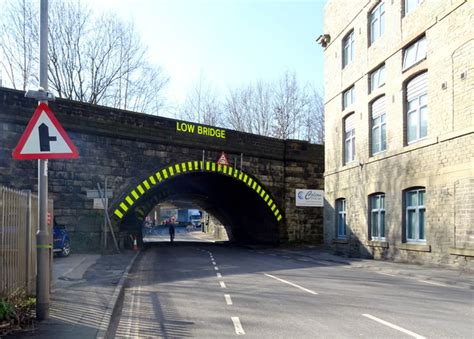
[214,266,219,271]
[231,317,245,335]
[264,273,318,295]
[220,281,227,288]
[377,272,397,277]
[216,273,222,278]
[212,261,216,265]
[224,294,233,305]
[418,279,448,287]
[362,314,426,339]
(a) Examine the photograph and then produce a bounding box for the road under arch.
[114,161,282,244]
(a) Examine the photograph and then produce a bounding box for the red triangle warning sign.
[216,152,230,165]
[12,103,79,160]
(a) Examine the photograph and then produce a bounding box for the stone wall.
[0,87,324,251]
[323,0,473,267]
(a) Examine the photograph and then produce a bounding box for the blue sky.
[74,0,325,106]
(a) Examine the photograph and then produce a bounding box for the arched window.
[369,2,385,45]
[344,113,356,164]
[342,30,354,68]
[370,96,386,155]
[406,72,427,144]
[404,187,426,242]
[336,198,347,239]
[369,193,385,240]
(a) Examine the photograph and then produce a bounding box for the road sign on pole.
[12,103,78,160]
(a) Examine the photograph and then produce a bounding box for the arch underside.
[112,161,284,244]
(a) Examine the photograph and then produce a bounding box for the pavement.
[5,250,139,339]
[4,237,473,338]
[266,245,474,290]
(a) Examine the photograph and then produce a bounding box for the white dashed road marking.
[214,266,219,271]
[220,281,227,288]
[224,294,233,305]
[362,314,426,339]
[231,317,245,335]
[264,273,318,295]
[216,273,222,278]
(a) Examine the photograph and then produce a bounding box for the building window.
[402,36,426,71]
[406,72,427,143]
[371,96,386,155]
[344,114,356,164]
[343,86,355,110]
[370,2,385,45]
[370,194,385,240]
[404,0,423,16]
[336,198,347,239]
[342,30,354,68]
[369,64,385,93]
[405,188,426,242]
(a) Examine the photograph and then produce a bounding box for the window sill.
[398,243,431,252]
[367,240,389,248]
[449,248,474,257]
[333,238,348,244]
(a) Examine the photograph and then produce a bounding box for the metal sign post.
[36,0,50,320]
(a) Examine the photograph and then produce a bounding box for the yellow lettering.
[179,123,226,139]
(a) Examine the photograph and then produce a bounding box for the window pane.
[407,191,417,206]
[403,46,415,70]
[408,111,417,142]
[379,66,385,85]
[371,212,379,238]
[407,210,416,239]
[380,211,385,238]
[381,122,387,151]
[419,190,425,205]
[419,209,425,239]
[420,106,427,138]
[351,138,355,161]
[416,37,427,62]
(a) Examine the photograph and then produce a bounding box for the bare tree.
[225,80,273,136]
[0,0,168,115]
[302,86,325,144]
[272,71,309,140]
[180,74,222,126]
[0,0,38,90]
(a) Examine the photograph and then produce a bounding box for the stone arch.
[112,160,284,223]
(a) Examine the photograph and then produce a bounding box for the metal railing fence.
[0,186,38,295]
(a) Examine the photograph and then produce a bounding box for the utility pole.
[36,0,50,320]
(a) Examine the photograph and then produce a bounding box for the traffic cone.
[133,236,138,251]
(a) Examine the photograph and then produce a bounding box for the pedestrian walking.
[169,224,175,242]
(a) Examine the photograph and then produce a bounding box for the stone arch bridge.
[0,88,324,251]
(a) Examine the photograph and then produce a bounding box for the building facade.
[322,0,473,267]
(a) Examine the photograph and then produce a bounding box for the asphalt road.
[113,237,473,338]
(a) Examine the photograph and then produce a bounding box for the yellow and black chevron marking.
[113,161,283,222]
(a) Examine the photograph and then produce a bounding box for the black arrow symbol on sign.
[39,123,57,152]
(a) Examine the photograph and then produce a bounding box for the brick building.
[321,0,473,267]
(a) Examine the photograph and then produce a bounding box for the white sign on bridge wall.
[295,189,324,207]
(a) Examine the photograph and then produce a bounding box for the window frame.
[369,64,385,93]
[369,193,386,241]
[404,188,426,243]
[342,86,355,110]
[344,113,356,164]
[402,36,426,71]
[336,198,347,239]
[404,0,423,16]
[405,72,428,144]
[369,1,385,45]
[370,96,386,155]
[342,30,355,68]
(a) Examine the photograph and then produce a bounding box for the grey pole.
[36,0,50,320]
